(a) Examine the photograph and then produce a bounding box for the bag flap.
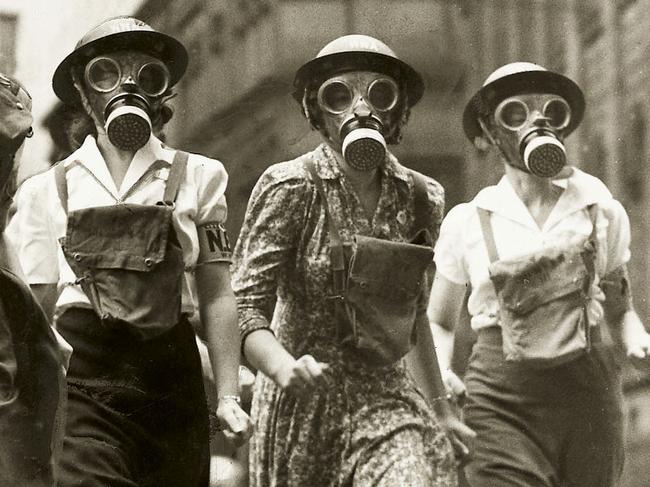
[64,204,172,271]
[490,246,589,315]
[347,235,433,300]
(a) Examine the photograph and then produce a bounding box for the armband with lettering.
[600,264,633,321]
[197,221,232,265]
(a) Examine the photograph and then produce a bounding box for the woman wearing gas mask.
[8,17,253,486]
[232,35,468,486]
[428,62,650,486]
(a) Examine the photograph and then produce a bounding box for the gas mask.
[491,93,571,178]
[83,51,170,151]
[316,71,402,171]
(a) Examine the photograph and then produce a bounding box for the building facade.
[136,0,468,239]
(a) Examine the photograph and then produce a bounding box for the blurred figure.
[9,17,252,486]
[232,34,468,487]
[429,62,650,487]
[0,73,67,486]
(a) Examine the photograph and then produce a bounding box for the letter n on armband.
[197,222,232,265]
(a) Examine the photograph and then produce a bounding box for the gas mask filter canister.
[495,95,571,178]
[104,94,152,151]
[340,117,387,171]
[522,132,567,178]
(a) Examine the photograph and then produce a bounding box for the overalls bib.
[54,151,188,340]
[477,205,599,368]
[53,151,209,486]
[306,159,434,366]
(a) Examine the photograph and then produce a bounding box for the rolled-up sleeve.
[195,156,229,226]
[231,167,308,343]
[193,157,231,264]
[6,175,59,284]
[602,199,631,274]
[433,204,470,285]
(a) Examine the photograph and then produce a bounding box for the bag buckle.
[325,294,345,302]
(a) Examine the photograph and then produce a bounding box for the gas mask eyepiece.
[84,55,170,151]
[317,75,399,171]
[495,95,571,178]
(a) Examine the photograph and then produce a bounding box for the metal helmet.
[463,62,585,142]
[52,16,188,106]
[293,34,424,108]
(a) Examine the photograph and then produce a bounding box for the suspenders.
[53,150,189,213]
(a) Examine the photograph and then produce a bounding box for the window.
[623,104,647,202]
[0,14,17,75]
[576,3,603,47]
[582,132,608,182]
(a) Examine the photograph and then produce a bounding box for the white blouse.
[7,135,230,317]
[433,168,631,331]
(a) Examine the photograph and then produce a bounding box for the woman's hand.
[272,354,331,396]
[216,397,254,448]
[441,368,467,403]
[621,310,650,367]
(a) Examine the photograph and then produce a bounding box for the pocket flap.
[347,235,433,300]
[64,204,172,271]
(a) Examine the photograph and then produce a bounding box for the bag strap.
[587,204,598,246]
[582,203,599,350]
[54,161,68,215]
[304,158,346,298]
[410,171,430,234]
[54,151,189,214]
[477,207,499,263]
[162,150,189,205]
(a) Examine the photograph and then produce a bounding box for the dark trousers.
[463,326,624,487]
[57,308,209,487]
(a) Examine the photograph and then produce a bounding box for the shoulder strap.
[304,158,346,297]
[410,171,430,234]
[162,150,189,205]
[477,207,499,263]
[54,161,68,214]
[587,203,598,244]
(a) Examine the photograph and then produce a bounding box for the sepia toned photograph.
[1,0,649,485]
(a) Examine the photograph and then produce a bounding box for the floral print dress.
[232,144,457,487]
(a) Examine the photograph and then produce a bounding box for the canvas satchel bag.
[306,159,434,366]
[478,205,599,368]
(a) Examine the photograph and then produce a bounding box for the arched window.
[624,104,647,202]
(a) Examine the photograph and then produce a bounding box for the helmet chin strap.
[478,117,529,174]
[73,76,107,135]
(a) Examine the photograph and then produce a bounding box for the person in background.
[232,34,471,487]
[8,17,252,486]
[429,62,650,487]
[0,72,68,486]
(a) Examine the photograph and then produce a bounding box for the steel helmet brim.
[293,50,424,108]
[53,27,188,106]
[463,69,585,142]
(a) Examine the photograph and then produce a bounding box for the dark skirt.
[462,326,624,487]
[57,307,209,487]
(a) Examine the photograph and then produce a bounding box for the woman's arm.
[408,272,475,455]
[427,272,469,375]
[243,329,329,395]
[195,261,253,446]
